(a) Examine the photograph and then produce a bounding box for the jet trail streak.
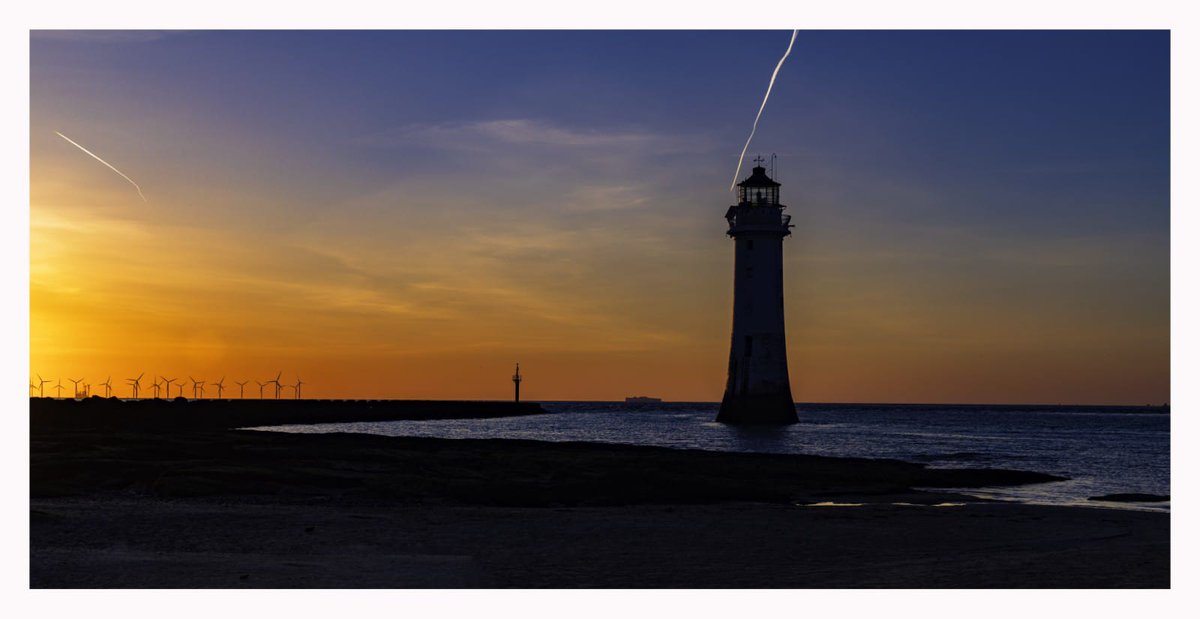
[730,30,799,191]
[55,131,147,202]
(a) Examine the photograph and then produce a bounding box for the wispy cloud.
[359,118,704,154]
[562,185,650,212]
[470,119,660,148]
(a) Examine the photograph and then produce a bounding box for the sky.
[28,30,1169,404]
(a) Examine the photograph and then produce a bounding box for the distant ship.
[624,396,662,406]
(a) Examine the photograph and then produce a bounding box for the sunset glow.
[29,30,1169,404]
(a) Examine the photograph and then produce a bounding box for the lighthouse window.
[744,336,753,357]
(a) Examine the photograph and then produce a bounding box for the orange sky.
[28,31,1170,404]
[29,169,1169,403]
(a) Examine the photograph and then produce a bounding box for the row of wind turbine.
[30,372,308,400]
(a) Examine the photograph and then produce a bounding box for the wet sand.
[32,496,1167,588]
[30,426,1168,588]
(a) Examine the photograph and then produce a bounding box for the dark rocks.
[30,397,545,433]
[32,426,1067,507]
[1088,493,1170,503]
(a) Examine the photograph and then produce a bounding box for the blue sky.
[29,30,1170,403]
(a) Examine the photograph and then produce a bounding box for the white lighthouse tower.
[717,159,798,424]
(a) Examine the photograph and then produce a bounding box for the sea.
[259,402,1170,512]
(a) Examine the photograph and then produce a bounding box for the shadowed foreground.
[30,396,544,432]
[30,428,1168,588]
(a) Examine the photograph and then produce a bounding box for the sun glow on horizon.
[29,31,1169,405]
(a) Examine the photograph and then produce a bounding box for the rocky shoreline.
[30,422,1168,587]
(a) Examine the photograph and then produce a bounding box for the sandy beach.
[29,422,1168,588]
[32,495,1168,588]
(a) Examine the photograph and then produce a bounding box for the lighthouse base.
[716,392,798,425]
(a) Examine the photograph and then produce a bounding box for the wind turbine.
[149,379,162,398]
[173,379,185,398]
[54,379,65,398]
[255,380,266,399]
[294,376,305,400]
[69,378,84,399]
[235,379,249,399]
[126,373,144,399]
[212,377,226,399]
[29,381,36,395]
[36,374,51,398]
[189,376,205,399]
[100,377,113,398]
[161,376,176,399]
[270,371,283,400]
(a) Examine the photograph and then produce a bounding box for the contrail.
[730,30,799,191]
[54,131,147,202]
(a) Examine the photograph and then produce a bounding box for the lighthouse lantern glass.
[740,185,778,205]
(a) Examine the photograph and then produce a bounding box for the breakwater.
[30,397,544,432]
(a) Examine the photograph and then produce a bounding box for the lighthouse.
[717,160,798,424]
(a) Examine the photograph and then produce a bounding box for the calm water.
[258,402,1170,511]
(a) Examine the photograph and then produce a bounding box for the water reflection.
[251,401,1169,511]
[727,424,794,452]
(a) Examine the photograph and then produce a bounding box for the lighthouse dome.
[737,165,780,187]
[736,165,780,205]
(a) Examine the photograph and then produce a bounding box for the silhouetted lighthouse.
[717,161,798,424]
